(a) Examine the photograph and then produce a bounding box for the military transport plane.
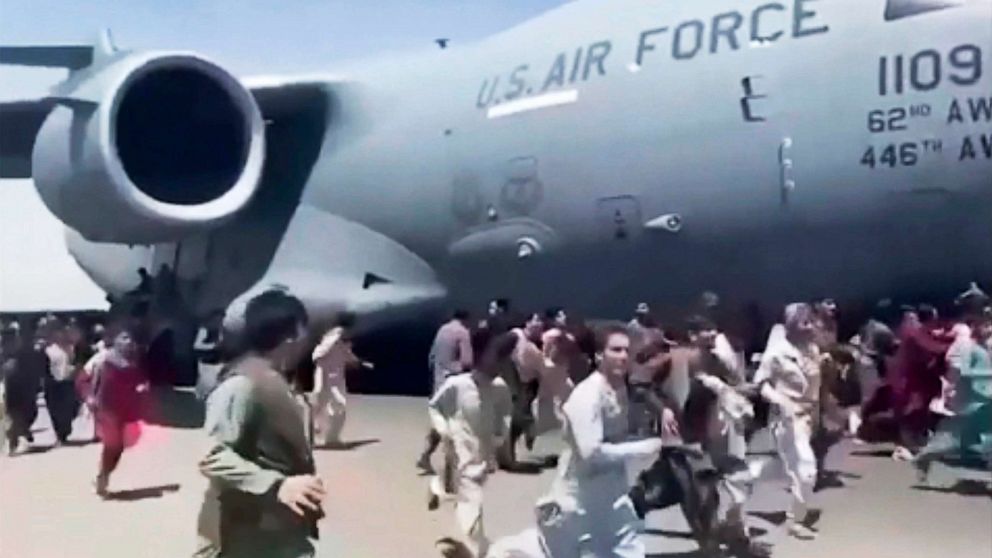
[1,0,990,336]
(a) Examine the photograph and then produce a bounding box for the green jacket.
[196,356,317,558]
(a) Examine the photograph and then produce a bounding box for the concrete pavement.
[1,390,989,558]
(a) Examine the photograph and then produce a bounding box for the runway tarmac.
[1,389,989,558]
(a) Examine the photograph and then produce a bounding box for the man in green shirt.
[195,290,325,558]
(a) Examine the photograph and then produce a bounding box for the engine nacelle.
[32,52,265,244]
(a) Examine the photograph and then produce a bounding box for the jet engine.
[31,52,265,244]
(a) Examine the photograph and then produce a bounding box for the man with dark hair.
[479,299,511,333]
[44,321,79,445]
[134,267,152,295]
[195,310,227,401]
[631,315,764,556]
[91,321,149,497]
[854,299,903,443]
[627,340,675,437]
[426,329,513,556]
[891,303,953,457]
[543,307,567,329]
[419,310,474,472]
[2,326,42,455]
[812,298,839,349]
[627,303,658,357]
[196,290,324,558]
[541,324,661,557]
[489,298,510,317]
[500,313,546,467]
[311,311,372,448]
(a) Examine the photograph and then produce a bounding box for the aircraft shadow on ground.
[22,444,54,455]
[748,526,769,538]
[849,448,896,458]
[747,510,788,526]
[814,469,860,492]
[938,455,992,472]
[833,470,862,479]
[18,439,92,455]
[105,483,181,502]
[646,550,706,558]
[141,388,204,429]
[498,462,545,475]
[315,439,380,451]
[912,480,992,498]
[643,528,696,540]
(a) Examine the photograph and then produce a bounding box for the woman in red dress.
[91,323,148,497]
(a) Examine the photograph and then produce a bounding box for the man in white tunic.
[311,312,371,448]
[545,325,662,557]
[754,303,822,541]
[428,332,514,557]
[44,323,78,445]
[420,310,475,471]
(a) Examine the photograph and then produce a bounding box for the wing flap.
[0,45,93,70]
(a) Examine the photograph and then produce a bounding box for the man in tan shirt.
[419,310,474,472]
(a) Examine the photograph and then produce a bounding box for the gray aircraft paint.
[3,0,991,329]
[291,0,992,321]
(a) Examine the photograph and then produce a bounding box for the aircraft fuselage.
[300,0,992,320]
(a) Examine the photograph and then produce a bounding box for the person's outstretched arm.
[564,383,661,471]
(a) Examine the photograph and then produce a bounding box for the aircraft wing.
[0,98,55,178]
[0,33,115,178]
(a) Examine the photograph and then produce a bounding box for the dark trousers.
[811,425,844,477]
[629,382,665,437]
[4,392,38,446]
[422,428,441,459]
[97,412,126,477]
[630,447,720,551]
[503,380,538,465]
[45,380,78,442]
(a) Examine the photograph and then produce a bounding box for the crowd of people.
[3,282,991,558]
[0,315,152,496]
[416,287,992,557]
[0,316,104,454]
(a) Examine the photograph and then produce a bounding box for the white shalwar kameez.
[754,336,821,522]
[311,327,357,446]
[429,373,512,556]
[542,372,660,558]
